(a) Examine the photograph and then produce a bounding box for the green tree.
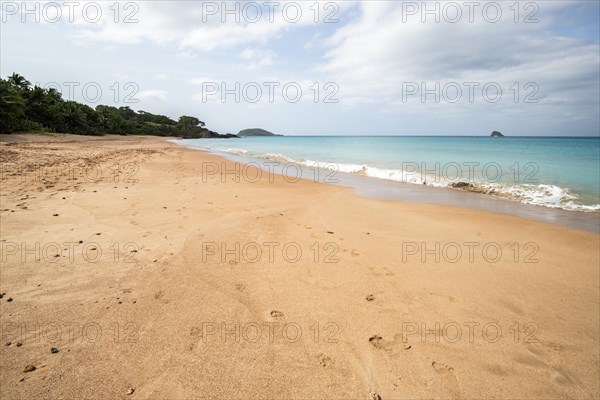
[0,79,26,133]
[7,73,31,90]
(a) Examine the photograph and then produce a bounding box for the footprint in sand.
[318,354,332,367]
[369,335,412,352]
[432,361,463,399]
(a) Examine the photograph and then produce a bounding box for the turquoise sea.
[175,136,600,212]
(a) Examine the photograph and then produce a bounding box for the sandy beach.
[0,133,598,399]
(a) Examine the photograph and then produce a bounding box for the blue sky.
[1,1,599,136]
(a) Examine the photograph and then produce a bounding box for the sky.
[1,0,599,136]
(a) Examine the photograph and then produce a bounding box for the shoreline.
[176,142,600,233]
[1,133,598,399]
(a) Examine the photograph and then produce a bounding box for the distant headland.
[238,128,281,137]
[491,131,505,137]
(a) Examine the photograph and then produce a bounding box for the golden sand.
[1,134,598,399]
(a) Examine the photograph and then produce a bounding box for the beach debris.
[270,310,284,318]
[369,335,384,349]
[404,345,411,350]
[318,354,332,367]
[7,297,13,302]
[371,393,382,400]
[366,294,375,302]
[23,365,36,373]
[126,388,135,395]
[51,347,59,354]
[5,341,11,346]
[327,231,334,234]
[16,341,22,347]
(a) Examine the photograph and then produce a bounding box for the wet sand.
[1,133,598,399]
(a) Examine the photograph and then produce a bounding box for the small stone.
[53,214,59,216]
[19,377,24,382]
[126,388,135,395]
[366,294,375,302]
[404,345,412,350]
[369,335,383,347]
[78,240,83,244]
[371,393,382,400]
[16,341,22,347]
[23,365,36,373]
[5,341,11,346]
[327,231,334,234]
[270,310,284,318]
[51,347,59,354]
[0,294,3,299]
[6,297,13,302]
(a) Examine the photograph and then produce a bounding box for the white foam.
[195,147,600,213]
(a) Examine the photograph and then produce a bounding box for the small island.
[238,128,281,137]
[491,131,505,137]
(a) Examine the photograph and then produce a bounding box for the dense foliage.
[0,73,236,138]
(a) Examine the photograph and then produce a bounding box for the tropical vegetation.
[0,73,235,138]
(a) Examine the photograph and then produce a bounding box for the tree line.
[0,73,237,138]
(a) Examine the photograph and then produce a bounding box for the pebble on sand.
[23,365,36,373]
[51,347,59,354]
[126,388,135,395]
[366,294,375,301]
[7,297,13,302]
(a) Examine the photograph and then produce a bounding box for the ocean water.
[175,136,600,212]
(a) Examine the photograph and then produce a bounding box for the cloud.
[68,1,357,51]
[136,90,168,101]
[316,0,599,120]
[238,48,274,69]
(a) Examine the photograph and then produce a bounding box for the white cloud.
[316,0,599,120]
[136,90,168,101]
